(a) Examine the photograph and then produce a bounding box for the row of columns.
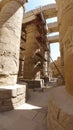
[47,2,73,130]
[0,0,50,87]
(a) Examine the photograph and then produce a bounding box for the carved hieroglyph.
[56,0,73,95]
[0,0,26,85]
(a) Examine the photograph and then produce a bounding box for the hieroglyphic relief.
[64,31,73,54]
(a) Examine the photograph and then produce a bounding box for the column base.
[47,86,73,130]
[19,79,44,89]
[0,83,29,112]
[0,75,17,85]
[56,77,65,86]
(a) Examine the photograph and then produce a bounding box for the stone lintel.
[47,22,59,33]
[23,4,57,24]
[47,35,59,43]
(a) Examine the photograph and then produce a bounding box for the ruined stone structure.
[0,0,24,85]
[23,15,48,80]
[0,1,59,111]
[1,1,73,129]
[0,0,28,111]
[18,26,26,77]
[22,3,59,81]
[17,4,59,88]
[1,0,73,129]
[47,1,73,130]
[56,0,73,95]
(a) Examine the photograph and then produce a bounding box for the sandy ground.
[0,86,53,130]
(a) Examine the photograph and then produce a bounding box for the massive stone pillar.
[0,0,26,85]
[23,21,40,79]
[47,1,73,130]
[0,0,29,112]
[23,13,48,90]
[23,20,45,80]
[56,0,73,95]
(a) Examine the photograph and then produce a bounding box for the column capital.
[14,0,28,6]
[0,0,28,9]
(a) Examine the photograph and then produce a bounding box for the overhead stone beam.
[47,22,59,33]
[23,3,57,24]
[43,4,57,19]
[47,35,59,43]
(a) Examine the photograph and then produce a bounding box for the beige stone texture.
[56,0,73,95]
[63,26,73,94]
[0,1,23,85]
[23,3,57,24]
[47,86,73,130]
[0,83,29,112]
[23,19,47,80]
[23,22,40,79]
[43,50,50,77]
[20,31,26,60]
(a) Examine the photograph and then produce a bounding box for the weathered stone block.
[48,116,65,130]
[0,84,29,112]
[49,100,60,121]
[47,86,73,130]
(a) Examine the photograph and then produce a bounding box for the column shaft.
[56,0,73,95]
[23,21,41,79]
[0,1,23,85]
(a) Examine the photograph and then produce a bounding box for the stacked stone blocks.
[47,87,73,130]
[0,84,28,112]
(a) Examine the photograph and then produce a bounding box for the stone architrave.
[0,0,27,85]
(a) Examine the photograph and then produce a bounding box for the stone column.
[0,0,26,85]
[43,48,50,77]
[18,60,22,77]
[47,2,73,129]
[18,30,26,78]
[23,21,41,79]
[43,50,49,86]
[60,42,64,74]
[56,0,73,95]
[0,0,29,112]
